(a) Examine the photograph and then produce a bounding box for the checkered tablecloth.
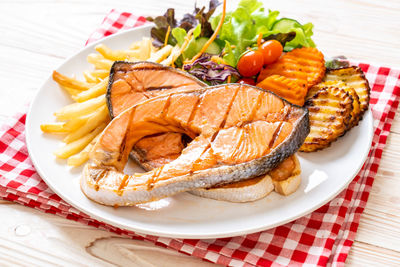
[1,10,400,266]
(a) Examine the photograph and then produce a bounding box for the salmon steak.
[81,84,309,206]
[107,61,207,169]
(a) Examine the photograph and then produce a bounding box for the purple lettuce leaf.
[183,54,240,85]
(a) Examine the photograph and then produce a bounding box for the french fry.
[73,78,108,102]
[63,106,109,143]
[54,94,106,121]
[91,69,110,79]
[151,43,157,54]
[53,123,106,159]
[87,54,114,70]
[161,45,181,66]
[129,40,142,50]
[40,123,67,134]
[67,135,100,166]
[52,71,91,91]
[126,50,143,60]
[161,29,194,66]
[95,44,132,61]
[63,115,89,132]
[138,37,152,60]
[60,85,81,97]
[44,37,167,163]
[83,71,99,83]
[95,41,154,62]
[87,53,103,61]
[148,45,173,63]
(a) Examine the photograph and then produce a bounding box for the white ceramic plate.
[26,25,374,239]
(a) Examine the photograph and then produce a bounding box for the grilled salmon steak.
[82,84,309,206]
[107,61,207,169]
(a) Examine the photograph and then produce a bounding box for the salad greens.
[184,54,240,85]
[147,0,220,47]
[147,0,317,83]
[325,56,350,70]
[211,0,315,66]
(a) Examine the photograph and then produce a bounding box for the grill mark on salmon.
[146,85,174,90]
[269,122,284,149]
[117,174,130,196]
[122,70,154,101]
[93,169,109,191]
[199,85,241,166]
[148,166,164,190]
[224,85,261,128]
[192,146,216,172]
[269,107,293,150]
[160,94,172,120]
[115,66,173,72]
[124,71,142,91]
[82,84,309,206]
[188,85,239,137]
[107,62,207,169]
[217,84,241,131]
[146,83,196,91]
[248,92,264,124]
[186,94,202,131]
[107,61,206,118]
[119,108,133,164]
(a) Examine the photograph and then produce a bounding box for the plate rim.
[26,25,374,239]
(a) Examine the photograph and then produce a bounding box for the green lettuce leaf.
[211,0,316,66]
[222,40,236,66]
[172,27,186,46]
[171,24,209,64]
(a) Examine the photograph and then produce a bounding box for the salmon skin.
[106,61,207,169]
[82,84,309,206]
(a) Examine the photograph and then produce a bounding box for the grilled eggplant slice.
[300,86,353,152]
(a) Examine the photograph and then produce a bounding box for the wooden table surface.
[1,0,399,266]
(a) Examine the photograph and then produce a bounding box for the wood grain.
[86,237,218,266]
[0,0,399,265]
[347,241,400,267]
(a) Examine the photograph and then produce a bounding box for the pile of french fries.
[41,35,195,167]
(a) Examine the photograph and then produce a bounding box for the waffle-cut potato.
[257,47,325,90]
[257,75,307,106]
[324,67,370,115]
[284,47,326,87]
[308,81,361,128]
[300,86,353,152]
[257,57,308,90]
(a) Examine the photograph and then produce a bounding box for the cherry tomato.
[237,50,264,77]
[237,78,256,86]
[259,40,283,65]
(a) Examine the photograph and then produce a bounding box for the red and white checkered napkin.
[1,10,400,266]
